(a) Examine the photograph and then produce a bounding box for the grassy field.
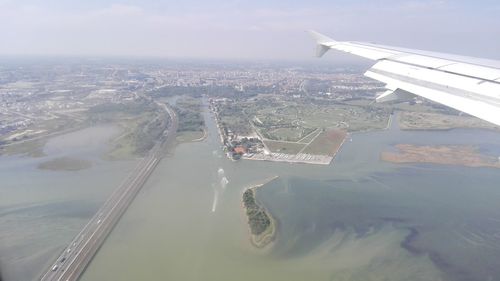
[0,138,47,157]
[297,103,389,131]
[263,140,306,154]
[302,129,347,156]
[214,96,387,158]
[297,129,320,143]
[260,126,316,142]
[237,96,390,141]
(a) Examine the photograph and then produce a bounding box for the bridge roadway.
[39,103,177,281]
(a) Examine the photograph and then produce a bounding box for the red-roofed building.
[234,146,247,155]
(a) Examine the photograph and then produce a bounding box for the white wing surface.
[308,31,500,126]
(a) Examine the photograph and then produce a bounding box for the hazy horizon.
[1,0,499,62]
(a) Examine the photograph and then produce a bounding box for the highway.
[39,102,178,281]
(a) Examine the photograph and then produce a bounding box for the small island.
[242,178,278,249]
[381,144,500,169]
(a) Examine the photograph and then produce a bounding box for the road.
[39,102,177,281]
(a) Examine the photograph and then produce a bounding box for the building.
[234,146,247,155]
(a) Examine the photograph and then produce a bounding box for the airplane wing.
[308,30,500,126]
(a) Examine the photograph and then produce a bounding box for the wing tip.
[306,30,336,44]
[306,30,336,57]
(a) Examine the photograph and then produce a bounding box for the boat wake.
[212,167,229,212]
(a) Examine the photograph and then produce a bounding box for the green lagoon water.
[80,106,500,281]
[2,106,500,281]
[0,125,138,281]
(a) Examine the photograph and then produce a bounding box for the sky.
[0,0,499,61]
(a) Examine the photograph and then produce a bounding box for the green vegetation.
[216,102,254,136]
[216,95,390,143]
[213,96,382,158]
[174,97,205,134]
[398,111,499,131]
[89,99,169,159]
[262,127,315,142]
[0,138,47,157]
[243,189,271,236]
[88,100,152,116]
[216,93,499,150]
[106,112,166,158]
[1,98,169,159]
[264,140,306,154]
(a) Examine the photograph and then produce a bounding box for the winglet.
[376,88,415,103]
[307,30,336,57]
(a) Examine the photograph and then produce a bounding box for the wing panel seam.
[367,68,500,107]
[379,58,500,86]
[352,41,500,69]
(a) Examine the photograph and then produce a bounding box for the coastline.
[191,128,208,142]
[243,152,333,165]
[176,128,208,143]
[241,176,279,249]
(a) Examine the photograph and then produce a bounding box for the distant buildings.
[1,61,381,147]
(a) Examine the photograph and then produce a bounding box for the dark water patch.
[0,200,99,220]
[255,165,500,281]
[256,176,401,258]
[38,157,92,171]
[388,225,446,270]
[400,227,422,255]
[0,203,43,218]
[427,250,478,281]
[379,216,410,223]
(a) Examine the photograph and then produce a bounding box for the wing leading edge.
[308,30,500,126]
